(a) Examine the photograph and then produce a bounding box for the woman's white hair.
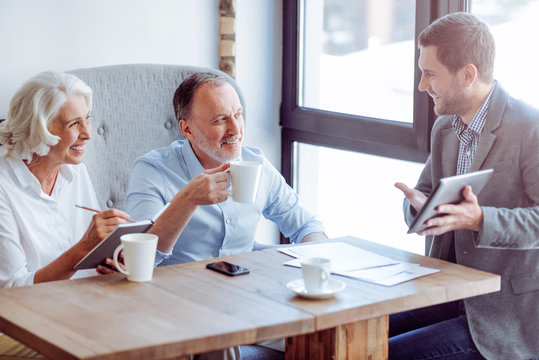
[0,71,92,162]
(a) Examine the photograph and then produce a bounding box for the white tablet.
[407,168,494,234]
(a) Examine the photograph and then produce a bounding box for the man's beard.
[195,134,242,163]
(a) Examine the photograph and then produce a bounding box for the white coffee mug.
[229,161,262,203]
[301,257,331,294]
[113,233,158,282]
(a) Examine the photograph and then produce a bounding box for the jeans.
[239,345,284,360]
[389,301,486,360]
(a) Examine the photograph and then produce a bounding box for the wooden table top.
[0,236,500,360]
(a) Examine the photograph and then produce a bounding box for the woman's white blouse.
[0,157,100,287]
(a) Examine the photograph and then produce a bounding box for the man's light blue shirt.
[126,140,325,266]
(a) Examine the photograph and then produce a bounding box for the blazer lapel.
[470,84,507,172]
[471,133,496,172]
[441,127,458,177]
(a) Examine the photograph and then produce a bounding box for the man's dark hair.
[419,12,495,82]
[173,72,228,121]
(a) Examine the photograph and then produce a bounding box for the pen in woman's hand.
[75,204,136,223]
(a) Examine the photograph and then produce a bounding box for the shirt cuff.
[6,271,35,288]
[292,220,326,244]
[154,248,173,266]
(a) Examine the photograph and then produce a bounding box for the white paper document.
[280,242,400,271]
[280,242,439,286]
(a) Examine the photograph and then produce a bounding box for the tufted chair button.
[97,127,105,135]
[106,199,114,208]
[164,120,173,129]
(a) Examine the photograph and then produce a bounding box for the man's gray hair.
[172,72,228,122]
[0,71,92,162]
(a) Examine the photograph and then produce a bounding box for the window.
[296,143,425,254]
[300,0,416,123]
[281,0,465,252]
[471,0,539,109]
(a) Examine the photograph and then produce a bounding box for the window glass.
[300,0,416,123]
[296,142,425,254]
[471,0,539,107]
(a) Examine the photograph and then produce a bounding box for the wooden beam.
[286,316,389,360]
[219,0,236,78]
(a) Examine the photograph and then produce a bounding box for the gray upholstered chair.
[70,65,282,359]
[69,64,244,211]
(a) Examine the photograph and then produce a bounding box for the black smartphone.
[205,261,250,276]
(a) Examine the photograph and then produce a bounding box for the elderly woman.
[0,71,130,358]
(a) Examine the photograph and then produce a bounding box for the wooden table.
[0,236,500,360]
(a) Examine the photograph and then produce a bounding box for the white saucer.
[286,278,346,299]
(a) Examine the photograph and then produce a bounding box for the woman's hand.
[35,210,133,283]
[81,209,132,249]
[96,255,126,275]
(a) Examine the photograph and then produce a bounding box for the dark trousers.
[388,301,485,360]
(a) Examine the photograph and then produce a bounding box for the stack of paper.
[280,242,439,286]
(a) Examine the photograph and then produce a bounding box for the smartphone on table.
[206,261,250,276]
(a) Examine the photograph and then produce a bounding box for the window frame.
[280,0,469,185]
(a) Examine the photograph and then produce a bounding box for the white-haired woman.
[0,71,131,358]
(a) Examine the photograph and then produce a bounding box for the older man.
[126,72,326,359]
[394,12,539,360]
[126,72,325,266]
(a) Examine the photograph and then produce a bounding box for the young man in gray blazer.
[394,12,539,360]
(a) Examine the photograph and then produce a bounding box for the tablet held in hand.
[408,169,494,234]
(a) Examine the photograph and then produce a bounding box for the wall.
[236,0,282,244]
[0,0,282,244]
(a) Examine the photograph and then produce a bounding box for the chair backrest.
[69,64,244,210]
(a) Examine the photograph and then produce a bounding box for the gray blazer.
[404,84,539,360]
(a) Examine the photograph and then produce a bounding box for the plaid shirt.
[451,81,496,175]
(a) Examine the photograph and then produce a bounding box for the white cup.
[229,161,262,203]
[301,257,331,294]
[113,233,158,282]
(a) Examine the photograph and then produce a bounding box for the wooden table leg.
[285,315,388,360]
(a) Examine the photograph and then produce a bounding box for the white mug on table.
[301,257,331,294]
[229,161,262,203]
[113,233,158,282]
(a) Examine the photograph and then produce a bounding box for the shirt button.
[225,218,232,224]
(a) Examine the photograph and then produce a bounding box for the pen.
[75,204,136,223]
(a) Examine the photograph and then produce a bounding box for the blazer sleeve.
[477,116,539,250]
